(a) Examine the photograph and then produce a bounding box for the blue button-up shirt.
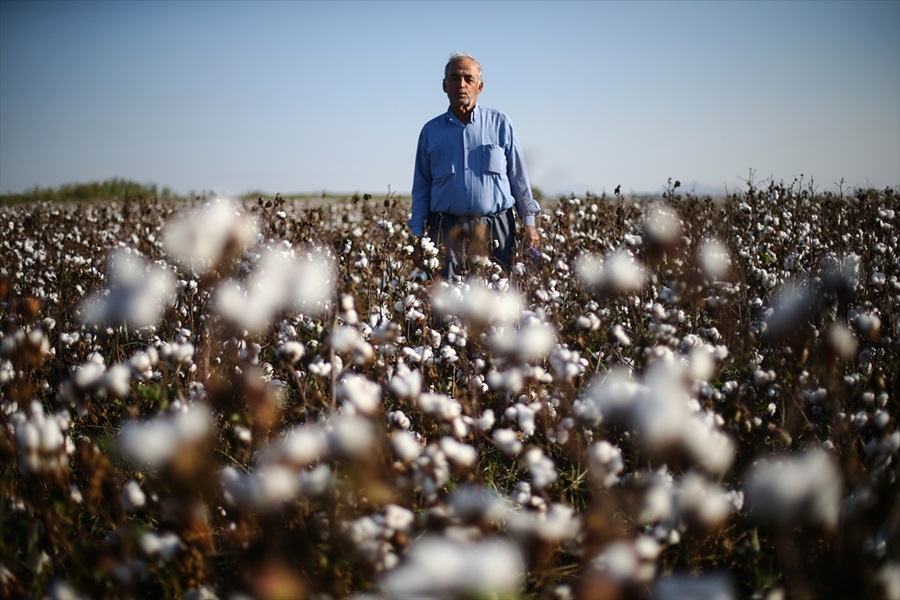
[408,105,540,237]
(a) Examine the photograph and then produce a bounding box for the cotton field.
[0,183,898,600]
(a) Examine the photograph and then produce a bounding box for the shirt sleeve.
[408,128,431,237]
[505,119,541,227]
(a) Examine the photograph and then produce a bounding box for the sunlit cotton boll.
[576,250,646,294]
[432,280,523,325]
[336,374,382,416]
[215,247,335,332]
[488,322,557,363]
[643,203,682,249]
[162,197,258,274]
[743,447,842,530]
[378,535,524,599]
[80,249,176,329]
[698,238,731,280]
[118,403,211,468]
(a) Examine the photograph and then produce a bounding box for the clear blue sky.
[2,0,898,197]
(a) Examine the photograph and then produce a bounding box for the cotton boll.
[162,198,258,274]
[440,437,478,468]
[336,374,381,416]
[278,424,328,466]
[698,238,731,279]
[391,430,423,462]
[327,415,375,459]
[587,441,624,488]
[276,341,305,364]
[378,535,524,599]
[824,323,858,361]
[493,428,523,456]
[121,480,146,512]
[743,447,842,530]
[387,364,422,399]
[522,447,557,489]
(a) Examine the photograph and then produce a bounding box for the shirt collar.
[446,104,479,125]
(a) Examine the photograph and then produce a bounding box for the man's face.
[443,58,483,114]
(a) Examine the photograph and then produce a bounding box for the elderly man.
[409,53,541,279]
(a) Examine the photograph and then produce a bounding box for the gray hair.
[444,53,482,80]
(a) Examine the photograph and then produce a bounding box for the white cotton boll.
[476,409,495,431]
[743,447,842,529]
[637,475,676,524]
[585,367,641,423]
[686,344,717,382]
[681,415,736,476]
[38,417,64,453]
[592,541,641,582]
[522,447,557,489]
[118,403,210,468]
[603,250,647,293]
[391,430,423,462]
[287,251,335,314]
[331,326,374,364]
[73,361,106,390]
[121,480,146,512]
[105,364,132,398]
[587,441,624,488]
[16,421,40,452]
[677,473,734,528]
[698,238,731,279]
[440,437,478,468]
[825,323,858,361]
[378,535,524,599]
[279,424,328,466]
[644,203,682,248]
[327,415,375,459]
[507,503,581,543]
[163,198,258,274]
[387,364,422,399]
[252,464,300,507]
[80,249,176,329]
[139,531,181,562]
[336,374,382,416]
[493,428,523,456]
[611,323,632,346]
[276,341,305,364]
[448,485,510,523]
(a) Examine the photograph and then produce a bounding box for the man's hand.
[523,225,540,250]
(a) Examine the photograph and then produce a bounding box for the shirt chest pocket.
[483,144,506,175]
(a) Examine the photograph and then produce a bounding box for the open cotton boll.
[698,237,732,280]
[80,248,176,329]
[379,535,524,599]
[576,250,646,295]
[274,423,329,467]
[743,447,843,530]
[162,197,258,274]
[118,403,211,469]
[336,374,381,416]
[643,203,682,249]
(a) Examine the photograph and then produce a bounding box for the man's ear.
[478,80,484,92]
[442,79,448,93]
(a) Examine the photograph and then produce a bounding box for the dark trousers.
[427,208,516,279]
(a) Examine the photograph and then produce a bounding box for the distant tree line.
[0,178,183,205]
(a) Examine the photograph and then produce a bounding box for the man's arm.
[408,129,431,238]
[505,121,541,248]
